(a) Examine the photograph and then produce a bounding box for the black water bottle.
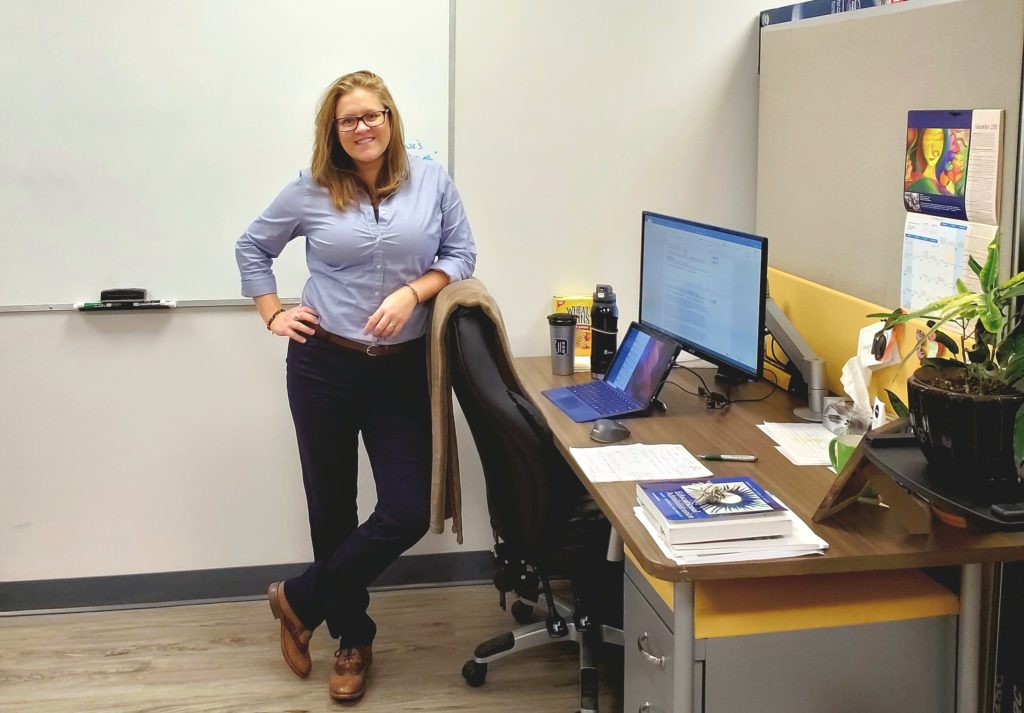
[590,284,618,379]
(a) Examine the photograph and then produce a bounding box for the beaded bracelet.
[404,283,421,304]
[266,307,287,331]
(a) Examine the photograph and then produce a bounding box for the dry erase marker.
[699,454,758,462]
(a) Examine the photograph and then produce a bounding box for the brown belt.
[312,324,417,357]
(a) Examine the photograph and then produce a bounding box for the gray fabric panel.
[757,0,1024,307]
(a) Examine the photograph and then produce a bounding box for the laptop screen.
[604,323,679,405]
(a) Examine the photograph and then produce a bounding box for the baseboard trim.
[0,550,495,615]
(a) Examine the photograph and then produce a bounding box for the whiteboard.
[0,0,450,306]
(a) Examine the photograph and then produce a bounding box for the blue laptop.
[543,322,680,423]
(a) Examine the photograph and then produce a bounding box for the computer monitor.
[639,211,768,383]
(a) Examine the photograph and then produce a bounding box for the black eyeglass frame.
[335,109,390,133]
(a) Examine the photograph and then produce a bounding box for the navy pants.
[282,334,432,647]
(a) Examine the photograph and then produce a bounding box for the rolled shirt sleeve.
[234,174,306,298]
[431,172,477,282]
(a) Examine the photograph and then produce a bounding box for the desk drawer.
[624,574,676,708]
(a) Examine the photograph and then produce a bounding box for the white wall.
[0,0,765,583]
[457,1,766,349]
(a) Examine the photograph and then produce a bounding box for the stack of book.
[634,476,828,564]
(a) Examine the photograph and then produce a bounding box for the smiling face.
[335,88,392,175]
[921,128,944,167]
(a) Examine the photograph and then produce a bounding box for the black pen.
[699,453,758,462]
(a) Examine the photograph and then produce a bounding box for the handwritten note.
[757,422,833,466]
[569,443,711,483]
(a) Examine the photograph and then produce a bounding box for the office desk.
[516,357,1024,713]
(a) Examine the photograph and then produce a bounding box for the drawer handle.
[636,632,665,667]
[639,703,651,713]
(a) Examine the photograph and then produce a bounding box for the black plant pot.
[907,367,1024,500]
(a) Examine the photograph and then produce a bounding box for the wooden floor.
[0,584,623,713]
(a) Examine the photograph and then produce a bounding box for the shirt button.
[374,291,380,296]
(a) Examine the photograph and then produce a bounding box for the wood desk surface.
[516,356,1024,582]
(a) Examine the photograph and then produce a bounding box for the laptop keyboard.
[568,381,638,416]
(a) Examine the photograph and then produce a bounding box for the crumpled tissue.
[823,356,874,436]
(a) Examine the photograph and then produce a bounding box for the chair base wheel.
[462,659,488,687]
[511,600,535,624]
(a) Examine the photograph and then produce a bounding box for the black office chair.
[446,305,623,713]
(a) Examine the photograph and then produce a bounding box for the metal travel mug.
[547,313,578,376]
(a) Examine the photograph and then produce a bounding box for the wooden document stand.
[813,418,933,535]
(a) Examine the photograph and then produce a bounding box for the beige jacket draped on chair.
[427,278,524,544]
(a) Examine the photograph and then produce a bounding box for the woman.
[234,70,476,702]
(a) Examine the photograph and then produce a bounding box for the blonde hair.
[311,70,409,211]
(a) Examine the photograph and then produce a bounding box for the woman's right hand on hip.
[271,305,319,343]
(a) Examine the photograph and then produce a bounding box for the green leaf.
[955,278,970,294]
[933,330,959,354]
[998,271,1024,292]
[968,255,983,277]
[996,283,1024,301]
[1000,356,1024,387]
[921,357,967,370]
[967,342,991,365]
[980,236,1000,293]
[885,390,909,418]
[997,334,1024,363]
[1014,404,1024,476]
[979,294,1004,333]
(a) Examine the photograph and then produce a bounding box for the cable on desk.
[668,364,780,409]
[671,363,714,397]
[662,375,703,399]
[667,365,730,409]
[727,369,780,404]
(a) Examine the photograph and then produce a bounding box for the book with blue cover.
[636,477,792,544]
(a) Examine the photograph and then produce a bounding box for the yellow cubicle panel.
[624,548,958,639]
[767,267,928,412]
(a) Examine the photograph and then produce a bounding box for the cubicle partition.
[757,0,1024,304]
[755,3,1024,710]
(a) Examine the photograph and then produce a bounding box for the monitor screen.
[639,212,767,380]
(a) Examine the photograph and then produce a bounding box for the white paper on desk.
[775,445,831,467]
[569,443,711,483]
[633,506,828,565]
[759,422,833,466]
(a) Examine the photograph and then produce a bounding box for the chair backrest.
[446,306,579,563]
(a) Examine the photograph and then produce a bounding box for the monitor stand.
[713,364,752,387]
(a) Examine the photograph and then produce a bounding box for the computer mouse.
[590,418,630,443]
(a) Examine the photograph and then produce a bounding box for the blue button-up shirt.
[235,158,476,343]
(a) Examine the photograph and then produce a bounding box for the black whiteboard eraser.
[100,288,147,301]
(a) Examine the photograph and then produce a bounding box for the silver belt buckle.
[366,343,383,357]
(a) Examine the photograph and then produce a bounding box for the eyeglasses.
[335,109,389,132]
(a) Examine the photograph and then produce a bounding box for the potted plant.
[870,234,1024,499]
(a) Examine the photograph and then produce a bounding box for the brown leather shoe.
[267,581,313,679]
[329,645,373,702]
